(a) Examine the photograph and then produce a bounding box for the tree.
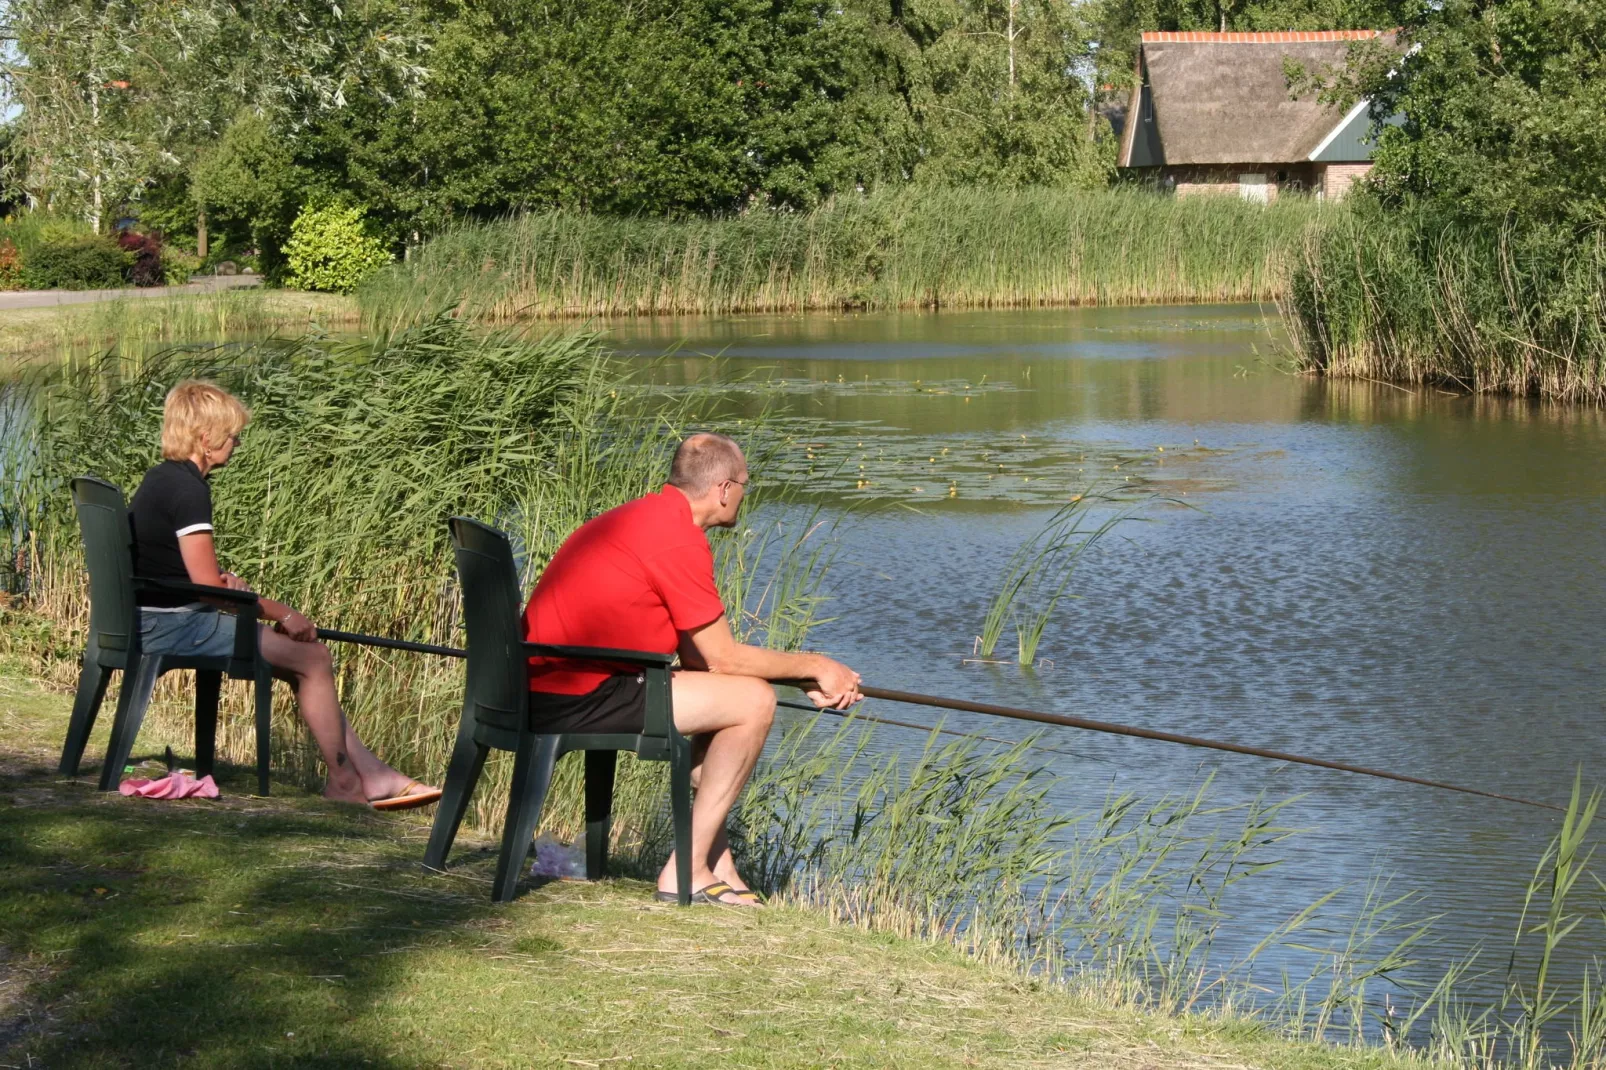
[1358,0,1606,233]
[2,0,426,232]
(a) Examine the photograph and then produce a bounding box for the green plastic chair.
[423,516,694,905]
[58,476,274,794]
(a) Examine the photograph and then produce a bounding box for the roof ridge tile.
[1140,29,1385,44]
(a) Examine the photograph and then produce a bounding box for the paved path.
[0,274,262,310]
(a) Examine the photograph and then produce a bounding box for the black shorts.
[531,673,647,734]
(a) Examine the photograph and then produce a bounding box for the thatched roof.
[1119,30,1395,167]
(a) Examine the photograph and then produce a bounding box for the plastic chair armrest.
[521,643,675,667]
[134,576,261,609]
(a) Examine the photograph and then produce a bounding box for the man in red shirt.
[525,432,862,905]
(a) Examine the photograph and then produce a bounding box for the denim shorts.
[137,606,239,659]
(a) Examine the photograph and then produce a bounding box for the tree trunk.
[88,86,102,233]
[197,208,208,259]
[1007,0,1017,89]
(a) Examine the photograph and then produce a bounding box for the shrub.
[20,234,132,290]
[0,239,22,290]
[161,245,202,286]
[116,231,164,287]
[282,204,391,294]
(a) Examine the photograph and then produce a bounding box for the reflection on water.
[607,304,1606,1007]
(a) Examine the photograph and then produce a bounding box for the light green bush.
[160,245,202,286]
[282,203,391,294]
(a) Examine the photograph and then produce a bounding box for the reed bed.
[1284,208,1606,403]
[356,188,1328,328]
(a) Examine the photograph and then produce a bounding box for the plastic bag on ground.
[530,832,586,879]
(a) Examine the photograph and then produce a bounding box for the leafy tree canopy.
[1358,0,1606,233]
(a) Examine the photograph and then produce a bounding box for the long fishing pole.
[315,628,1562,813]
[850,683,1564,813]
[774,698,1104,763]
[320,628,1097,761]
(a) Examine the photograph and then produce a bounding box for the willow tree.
[2,0,426,234]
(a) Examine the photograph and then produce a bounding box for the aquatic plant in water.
[976,491,1153,665]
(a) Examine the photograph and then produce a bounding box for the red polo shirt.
[524,486,726,694]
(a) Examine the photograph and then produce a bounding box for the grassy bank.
[357,189,1327,327]
[0,288,358,364]
[0,660,1415,1070]
[1284,207,1606,403]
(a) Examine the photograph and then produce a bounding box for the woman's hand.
[274,607,318,642]
[218,571,253,592]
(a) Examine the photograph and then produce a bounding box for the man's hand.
[274,607,318,642]
[806,655,863,710]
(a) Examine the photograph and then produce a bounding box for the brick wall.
[1321,163,1373,201]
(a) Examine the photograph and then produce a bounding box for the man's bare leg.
[258,627,426,804]
[658,671,774,904]
[686,737,751,896]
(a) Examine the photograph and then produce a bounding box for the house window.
[1238,174,1269,204]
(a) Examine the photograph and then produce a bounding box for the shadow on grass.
[0,742,522,1069]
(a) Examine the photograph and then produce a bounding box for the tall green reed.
[1284,206,1606,403]
[976,491,1151,666]
[358,188,1327,328]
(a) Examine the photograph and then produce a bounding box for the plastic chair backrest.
[72,476,137,654]
[448,516,530,734]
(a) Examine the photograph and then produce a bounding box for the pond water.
[605,304,1606,1010]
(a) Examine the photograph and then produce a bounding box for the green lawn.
[0,289,357,364]
[0,662,1416,1069]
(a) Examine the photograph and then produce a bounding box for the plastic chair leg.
[59,650,112,777]
[194,670,222,779]
[98,655,164,791]
[253,662,273,796]
[584,750,616,880]
[493,733,559,903]
[424,706,490,871]
[669,731,694,907]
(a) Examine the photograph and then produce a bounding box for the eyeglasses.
[723,475,754,492]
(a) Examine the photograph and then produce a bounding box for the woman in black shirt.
[130,380,440,811]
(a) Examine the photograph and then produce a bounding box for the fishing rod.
[320,628,1097,761]
[850,683,1564,813]
[315,628,1562,813]
[774,697,1104,763]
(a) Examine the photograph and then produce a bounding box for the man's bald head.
[668,433,746,496]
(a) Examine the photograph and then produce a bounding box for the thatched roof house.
[1117,30,1397,201]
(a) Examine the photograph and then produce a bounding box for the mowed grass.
[0,665,1417,1070]
[0,289,358,365]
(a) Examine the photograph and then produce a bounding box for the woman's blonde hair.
[161,380,252,461]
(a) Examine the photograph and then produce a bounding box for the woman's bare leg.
[257,626,427,803]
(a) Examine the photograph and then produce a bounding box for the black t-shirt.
[129,460,213,608]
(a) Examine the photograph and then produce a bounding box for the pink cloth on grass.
[117,772,220,799]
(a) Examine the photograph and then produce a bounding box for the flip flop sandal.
[726,886,766,905]
[370,781,443,812]
[654,881,743,905]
